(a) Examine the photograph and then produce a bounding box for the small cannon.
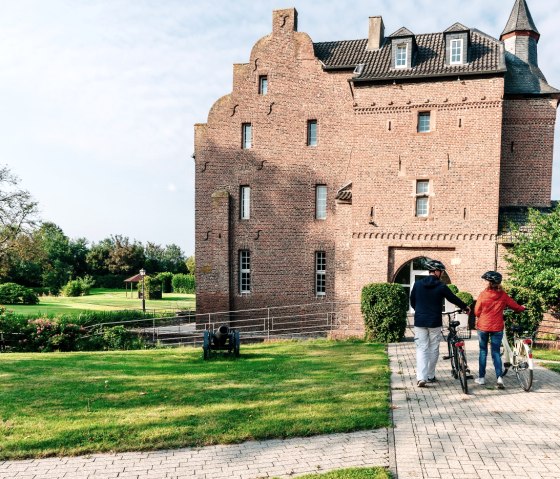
[203,324,240,360]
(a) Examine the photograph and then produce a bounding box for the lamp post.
[140,268,146,313]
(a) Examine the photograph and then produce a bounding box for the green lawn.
[0,339,390,460]
[534,348,560,373]
[276,468,391,479]
[4,288,195,317]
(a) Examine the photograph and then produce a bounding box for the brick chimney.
[368,16,384,50]
[273,8,298,34]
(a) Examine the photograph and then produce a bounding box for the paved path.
[1,332,559,479]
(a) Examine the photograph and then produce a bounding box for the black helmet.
[426,260,446,272]
[481,271,502,284]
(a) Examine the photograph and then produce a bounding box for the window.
[259,75,268,95]
[417,112,431,133]
[450,39,463,64]
[415,180,429,217]
[307,120,317,146]
[315,185,327,220]
[242,123,252,149]
[396,44,407,68]
[240,186,250,219]
[315,251,326,296]
[239,250,251,293]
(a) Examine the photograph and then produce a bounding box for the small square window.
[315,185,327,220]
[396,44,407,68]
[315,251,326,296]
[416,180,429,195]
[259,75,268,95]
[418,112,431,133]
[240,186,250,220]
[307,120,317,147]
[242,123,252,149]
[450,39,463,64]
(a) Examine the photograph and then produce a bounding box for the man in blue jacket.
[410,260,470,387]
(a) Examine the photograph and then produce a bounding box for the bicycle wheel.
[458,350,469,394]
[448,339,458,378]
[515,342,533,392]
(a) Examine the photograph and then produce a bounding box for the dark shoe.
[417,380,427,388]
[427,377,438,383]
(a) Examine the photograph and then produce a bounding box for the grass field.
[4,288,195,317]
[0,339,389,460]
[534,348,560,374]
[275,468,391,478]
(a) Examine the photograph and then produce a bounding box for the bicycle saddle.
[449,320,461,328]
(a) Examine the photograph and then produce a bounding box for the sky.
[1,0,559,257]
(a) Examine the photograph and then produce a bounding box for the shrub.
[102,326,145,350]
[503,284,544,337]
[361,283,408,342]
[138,276,162,300]
[61,276,95,297]
[156,272,174,293]
[456,291,474,306]
[0,283,39,305]
[172,273,196,294]
[447,284,459,294]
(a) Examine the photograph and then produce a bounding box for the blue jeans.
[478,330,503,379]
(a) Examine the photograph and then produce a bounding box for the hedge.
[172,274,195,294]
[361,283,408,342]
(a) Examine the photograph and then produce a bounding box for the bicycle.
[501,325,534,391]
[442,310,471,394]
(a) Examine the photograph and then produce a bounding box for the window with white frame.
[415,180,429,217]
[307,120,317,146]
[450,39,463,64]
[240,186,250,219]
[242,123,252,149]
[259,75,268,95]
[315,185,327,220]
[315,251,326,296]
[417,112,431,133]
[396,44,407,68]
[239,250,251,293]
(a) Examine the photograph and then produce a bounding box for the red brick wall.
[194,9,556,334]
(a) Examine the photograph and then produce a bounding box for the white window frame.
[415,180,429,217]
[240,186,250,220]
[239,250,251,293]
[395,44,408,68]
[417,112,431,133]
[242,123,252,149]
[259,75,268,95]
[315,251,326,296]
[315,185,327,220]
[450,38,463,65]
[307,120,317,147]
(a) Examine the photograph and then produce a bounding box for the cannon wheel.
[233,330,240,357]
[203,330,210,360]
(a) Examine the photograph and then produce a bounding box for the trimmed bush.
[361,283,408,342]
[172,273,195,294]
[447,284,459,294]
[61,276,95,297]
[138,276,162,300]
[456,291,474,306]
[156,272,174,293]
[0,283,39,305]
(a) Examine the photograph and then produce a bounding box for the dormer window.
[450,39,463,64]
[396,44,408,68]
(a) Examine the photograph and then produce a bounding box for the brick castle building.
[194,0,558,330]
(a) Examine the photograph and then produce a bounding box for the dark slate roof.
[497,201,558,243]
[501,0,539,37]
[504,52,560,95]
[313,29,505,82]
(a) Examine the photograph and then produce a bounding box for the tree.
[34,222,74,294]
[162,244,187,273]
[144,242,165,273]
[186,255,195,274]
[106,235,145,275]
[0,166,38,256]
[506,204,560,309]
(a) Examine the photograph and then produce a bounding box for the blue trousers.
[478,330,503,379]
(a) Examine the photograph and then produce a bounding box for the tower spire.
[501,0,539,41]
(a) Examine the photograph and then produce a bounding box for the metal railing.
[86,302,361,347]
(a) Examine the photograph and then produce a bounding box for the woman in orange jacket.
[474,271,526,389]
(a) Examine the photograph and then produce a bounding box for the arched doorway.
[393,256,451,312]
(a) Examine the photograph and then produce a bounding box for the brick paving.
[1,332,559,479]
